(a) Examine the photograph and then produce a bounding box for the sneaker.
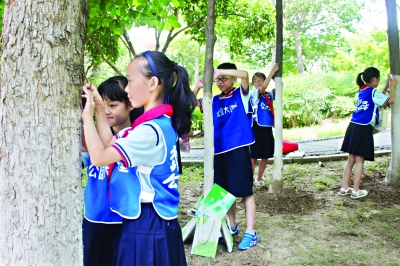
[238,232,258,250]
[254,180,264,187]
[228,224,239,236]
[219,224,238,243]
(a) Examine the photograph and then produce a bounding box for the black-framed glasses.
[214,76,234,83]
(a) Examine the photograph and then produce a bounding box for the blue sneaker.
[238,232,258,250]
[228,224,239,236]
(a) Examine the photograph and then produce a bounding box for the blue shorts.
[214,146,253,198]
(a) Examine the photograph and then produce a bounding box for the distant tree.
[284,0,363,75]
[329,29,390,73]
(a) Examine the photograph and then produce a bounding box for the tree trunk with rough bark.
[385,0,400,187]
[269,0,284,194]
[203,0,217,196]
[0,1,87,264]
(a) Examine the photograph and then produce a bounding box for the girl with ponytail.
[339,67,397,199]
[82,51,196,265]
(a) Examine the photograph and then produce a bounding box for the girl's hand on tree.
[195,77,204,89]
[389,77,398,89]
[83,83,103,105]
[82,86,95,122]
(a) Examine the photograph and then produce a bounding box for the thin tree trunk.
[294,22,305,75]
[203,0,217,195]
[270,0,284,194]
[0,0,86,265]
[194,44,201,83]
[385,0,400,187]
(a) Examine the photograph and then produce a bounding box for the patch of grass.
[180,165,204,182]
[282,117,350,141]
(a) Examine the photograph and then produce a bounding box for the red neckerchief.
[107,104,173,199]
[260,92,275,125]
[360,85,371,91]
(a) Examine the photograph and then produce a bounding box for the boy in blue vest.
[193,63,258,250]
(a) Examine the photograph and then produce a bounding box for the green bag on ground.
[196,184,236,220]
[190,184,236,257]
[191,216,222,258]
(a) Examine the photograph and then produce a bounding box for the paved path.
[180,129,392,163]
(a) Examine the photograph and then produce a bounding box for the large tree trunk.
[270,0,284,194]
[385,0,400,187]
[0,1,87,265]
[203,0,217,195]
[294,22,305,75]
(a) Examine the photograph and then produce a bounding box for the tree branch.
[90,33,123,76]
[122,28,136,58]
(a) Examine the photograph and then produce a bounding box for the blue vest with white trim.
[84,159,123,223]
[212,88,254,154]
[350,87,379,125]
[252,92,274,127]
[109,116,180,220]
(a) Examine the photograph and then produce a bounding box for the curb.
[181,150,392,166]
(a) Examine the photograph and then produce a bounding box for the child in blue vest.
[82,51,196,266]
[82,76,143,266]
[249,63,280,186]
[192,63,258,250]
[339,67,397,199]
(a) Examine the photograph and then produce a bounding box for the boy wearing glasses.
[192,63,258,251]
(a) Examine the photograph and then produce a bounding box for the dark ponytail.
[135,51,197,136]
[356,67,380,87]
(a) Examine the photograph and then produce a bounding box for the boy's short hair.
[217,62,237,70]
[252,72,266,84]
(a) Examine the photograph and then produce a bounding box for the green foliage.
[328,28,390,74]
[191,108,204,132]
[281,72,359,128]
[180,165,204,182]
[185,0,276,55]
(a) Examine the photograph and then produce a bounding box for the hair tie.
[143,51,160,80]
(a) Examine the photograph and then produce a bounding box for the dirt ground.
[178,156,400,265]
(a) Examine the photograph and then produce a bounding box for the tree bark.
[0,0,86,264]
[385,0,400,187]
[203,0,217,195]
[270,0,284,194]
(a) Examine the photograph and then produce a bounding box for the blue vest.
[212,88,254,154]
[351,87,378,125]
[109,116,180,220]
[252,92,274,127]
[84,159,123,223]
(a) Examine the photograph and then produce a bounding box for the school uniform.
[82,154,122,266]
[110,106,186,266]
[249,88,275,159]
[341,86,389,161]
[199,87,254,198]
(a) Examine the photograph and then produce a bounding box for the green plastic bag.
[196,184,236,220]
[190,184,236,257]
[191,216,222,258]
